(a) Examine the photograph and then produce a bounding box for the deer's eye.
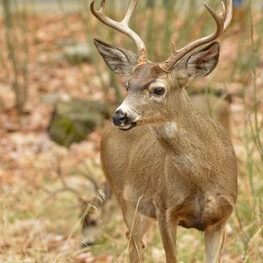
[153,87,165,96]
[124,82,129,91]
[89,219,97,226]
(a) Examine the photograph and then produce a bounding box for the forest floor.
[0,11,262,263]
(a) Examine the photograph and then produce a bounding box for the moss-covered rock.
[48,99,110,147]
[63,43,93,65]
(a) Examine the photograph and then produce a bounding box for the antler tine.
[98,0,105,13]
[220,1,227,20]
[123,0,138,24]
[90,0,147,64]
[223,0,233,30]
[159,0,232,72]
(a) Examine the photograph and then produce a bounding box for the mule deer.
[91,0,237,262]
[81,94,231,246]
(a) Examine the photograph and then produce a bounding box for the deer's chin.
[118,122,137,131]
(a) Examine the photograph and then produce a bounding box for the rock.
[63,43,93,64]
[48,99,110,147]
[41,93,71,105]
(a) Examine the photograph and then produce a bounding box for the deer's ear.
[94,38,138,75]
[183,42,220,78]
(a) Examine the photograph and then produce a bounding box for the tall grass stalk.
[143,3,156,60]
[2,0,29,115]
[247,0,262,206]
[236,0,263,261]
[81,0,123,103]
[56,0,71,33]
[107,2,123,103]
[161,0,175,59]
[78,0,110,99]
[124,195,143,263]
[248,0,263,162]
[176,0,198,49]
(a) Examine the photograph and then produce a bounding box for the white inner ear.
[96,43,136,75]
[187,58,213,76]
[106,49,129,70]
[186,44,219,78]
[188,51,214,66]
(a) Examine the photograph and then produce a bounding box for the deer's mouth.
[119,122,137,131]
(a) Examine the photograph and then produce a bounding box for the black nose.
[112,109,128,126]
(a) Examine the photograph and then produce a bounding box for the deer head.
[91,0,232,130]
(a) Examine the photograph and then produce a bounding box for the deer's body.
[190,94,230,131]
[101,82,237,263]
[91,0,237,262]
[81,93,231,247]
[101,93,236,230]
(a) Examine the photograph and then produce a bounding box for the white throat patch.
[164,122,177,138]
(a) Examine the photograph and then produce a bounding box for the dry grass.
[0,1,262,262]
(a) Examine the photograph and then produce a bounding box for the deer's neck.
[151,89,202,155]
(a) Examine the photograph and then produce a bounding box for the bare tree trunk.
[2,0,29,116]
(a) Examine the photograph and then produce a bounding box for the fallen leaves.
[0,7,262,263]
[74,252,113,263]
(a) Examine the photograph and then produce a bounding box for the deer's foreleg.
[156,208,177,263]
[121,201,153,263]
[205,224,226,263]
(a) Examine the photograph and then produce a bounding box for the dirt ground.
[0,9,262,263]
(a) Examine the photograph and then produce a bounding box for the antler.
[90,0,147,64]
[159,0,233,72]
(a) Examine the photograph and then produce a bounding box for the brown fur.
[100,62,237,263]
[90,1,236,260]
[92,6,237,260]
[81,93,231,248]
